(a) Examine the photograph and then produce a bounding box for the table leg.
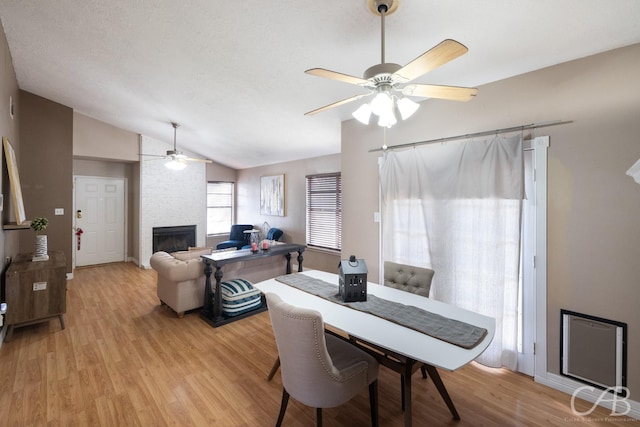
[400,375,406,411]
[285,253,292,274]
[402,362,413,427]
[424,364,460,420]
[58,314,65,330]
[213,267,224,322]
[201,259,214,319]
[297,250,304,272]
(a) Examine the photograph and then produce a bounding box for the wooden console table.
[4,251,67,341]
[200,243,305,327]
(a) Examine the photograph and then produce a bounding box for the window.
[207,182,234,235]
[306,173,342,251]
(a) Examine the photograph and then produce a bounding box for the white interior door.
[75,176,126,267]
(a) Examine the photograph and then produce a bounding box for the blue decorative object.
[266,227,283,241]
[216,224,253,250]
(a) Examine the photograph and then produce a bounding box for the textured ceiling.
[1,1,639,169]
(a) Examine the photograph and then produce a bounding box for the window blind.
[207,182,234,235]
[306,173,342,251]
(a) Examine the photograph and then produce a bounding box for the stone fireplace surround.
[139,135,206,268]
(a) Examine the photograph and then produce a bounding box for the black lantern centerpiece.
[338,255,368,302]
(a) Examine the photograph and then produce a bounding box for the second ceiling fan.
[142,122,213,170]
[305,0,478,127]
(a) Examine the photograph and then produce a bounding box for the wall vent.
[561,309,627,396]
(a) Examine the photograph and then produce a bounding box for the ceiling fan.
[143,122,212,170]
[305,0,478,127]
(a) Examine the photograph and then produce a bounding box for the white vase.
[33,234,49,261]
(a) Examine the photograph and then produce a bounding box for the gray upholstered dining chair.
[383,260,435,409]
[383,260,434,298]
[265,292,379,427]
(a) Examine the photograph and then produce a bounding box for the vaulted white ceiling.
[1,1,639,169]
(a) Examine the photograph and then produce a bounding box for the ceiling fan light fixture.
[165,158,187,170]
[370,91,393,116]
[396,97,420,120]
[353,92,416,128]
[377,109,397,128]
[352,103,372,125]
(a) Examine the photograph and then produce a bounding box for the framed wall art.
[260,174,284,216]
[3,137,27,225]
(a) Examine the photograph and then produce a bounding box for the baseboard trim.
[536,372,639,420]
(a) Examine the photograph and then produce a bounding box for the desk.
[200,243,305,327]
[254,270,495,427]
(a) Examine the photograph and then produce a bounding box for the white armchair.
[150,250,209,317]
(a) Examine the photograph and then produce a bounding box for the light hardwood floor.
[0,262,634,426]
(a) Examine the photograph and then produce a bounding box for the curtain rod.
[368,120,572,153]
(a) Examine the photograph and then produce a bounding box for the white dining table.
[253,269,496,427]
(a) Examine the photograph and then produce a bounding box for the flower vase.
[33,234,49,261]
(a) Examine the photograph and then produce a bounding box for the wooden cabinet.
[4,251,67,341]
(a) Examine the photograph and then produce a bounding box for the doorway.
[74,176,126,267]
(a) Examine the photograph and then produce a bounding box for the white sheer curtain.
[380,134,523,369]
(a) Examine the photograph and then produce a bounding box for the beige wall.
[18,91,74,271]
[0,19,20,269]
[206,160,237,183]
[73,112,138,161]
[342,44,640,391]
[236,154,342,272]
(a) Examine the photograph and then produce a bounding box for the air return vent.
[560,309,627,396]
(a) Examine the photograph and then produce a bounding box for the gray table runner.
[275,274,487,350]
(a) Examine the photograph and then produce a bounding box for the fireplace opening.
[153,225,196,253]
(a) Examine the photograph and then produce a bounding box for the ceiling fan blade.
[175,152,212,164]
[392,39,469,84]
[185,157,212,164]
[402,84,478,101]
[305,68,370,86]
[305,94,368,116]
